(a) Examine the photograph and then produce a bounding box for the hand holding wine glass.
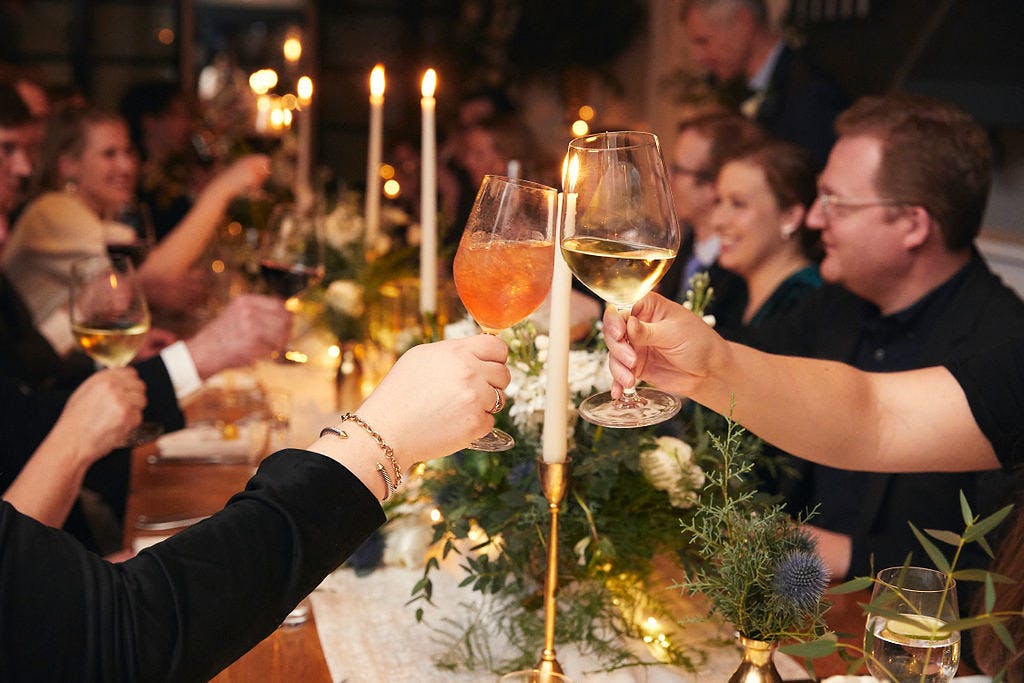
[561,131,682,428]
[69,253,162,445]
[453,175,557,451]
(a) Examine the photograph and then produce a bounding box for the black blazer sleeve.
[0,449,385,682]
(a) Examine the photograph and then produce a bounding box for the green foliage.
[677,415,830,642]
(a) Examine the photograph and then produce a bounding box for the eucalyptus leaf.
[828,576,874,594]
[960,490,974,527]
[986,573,996,613]
[910,522,951,573]
[963,504,1014,543]
[993,621,1016,653]
[779,639,837,657]
[924,528,962,546]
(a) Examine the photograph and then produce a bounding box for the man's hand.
[185,294,292,379]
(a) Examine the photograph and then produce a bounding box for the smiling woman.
[1,104,270,337]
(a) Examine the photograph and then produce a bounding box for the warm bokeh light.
[327,344,341,360]
[297,75,313,105]
[257,95,271,112]
[283,36,302,63]
[270,106,285,129]
[210,259,226,274]
[383,179,400,198]
[226,221,242,237]
[281,107,293,127]
[379,163,395,180]
[421,68,437,98]
[249,69,278,95]
[157,28,175,45]
[369,64,386,100]
[281,93,298,110]
[578,105,595,121]
[571,119,589,137]
[429,508,442,523]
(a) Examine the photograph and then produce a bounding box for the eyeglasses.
[816,193,909,220]
[670,163,715,186]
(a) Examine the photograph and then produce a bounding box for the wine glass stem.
[614,305,642,403]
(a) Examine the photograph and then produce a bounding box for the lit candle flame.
[421,68,437,99]
[563,153,580,192]
[369,64,386,101]
[297,75,313,105]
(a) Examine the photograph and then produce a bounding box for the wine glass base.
[578,388,682,428]
[468,428,515,452]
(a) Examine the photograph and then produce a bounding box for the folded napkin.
[156,422,265,460]
[823,677,991,682]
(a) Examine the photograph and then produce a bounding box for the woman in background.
[2,105,268,348]
[709,139,822,334]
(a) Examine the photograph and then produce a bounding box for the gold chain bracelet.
[320,413,403,501]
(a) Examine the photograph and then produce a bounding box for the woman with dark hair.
[2,104,268,345]
[710,138,822,333]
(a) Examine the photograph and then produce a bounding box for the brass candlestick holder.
[535,458,571,676]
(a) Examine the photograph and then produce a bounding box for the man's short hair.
[0,82,32,129]
[835,93,991,251]
[677,111,767,179]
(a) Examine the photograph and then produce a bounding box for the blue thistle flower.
[507,460,535,486]
[346,530,385,576]
[771,550,828,611]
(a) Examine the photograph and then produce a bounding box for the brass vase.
[728,635,783,683]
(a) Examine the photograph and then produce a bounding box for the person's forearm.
[2,431,93,527]
[140,183,233,281]
[692,342,999,473]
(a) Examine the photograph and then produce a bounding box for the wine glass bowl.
[70,253,162,444]
[453,174,557,451]
[258,203,325,299]
[864,566,961,683]
[561,131,682,428]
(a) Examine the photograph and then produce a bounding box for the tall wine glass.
[258,203,325,362]
[453,175,557,451]
[864,566,961,682]
[70,253,162,444]
[258,202,325,299]
[561,131,682,428]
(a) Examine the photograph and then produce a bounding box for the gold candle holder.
[535,458,571,676]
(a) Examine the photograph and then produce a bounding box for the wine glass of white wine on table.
[70,253,162,445]
[561,131,682,428]
[258,203,325,361]
[865,566,961,683]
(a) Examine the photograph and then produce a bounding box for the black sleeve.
[134,356,186,432]
[0,449,385,682]
[0,379,67,492]
[946,338,1024,469]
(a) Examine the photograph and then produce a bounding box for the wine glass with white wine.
[561,131,682,428]
[864,566,961,682]
[70,253,162,445]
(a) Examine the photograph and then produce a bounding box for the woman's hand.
[356,335,511,467]
[207,154,272,200]
[52,367,147,461]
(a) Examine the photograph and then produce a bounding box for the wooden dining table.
[123,436,883,682]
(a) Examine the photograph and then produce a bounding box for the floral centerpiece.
[395,313,776,675]
[315,189,419,342]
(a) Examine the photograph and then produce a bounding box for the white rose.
[443,316,479,339]
[323,206,364,249]
[325,279,365,317]
[640,436,704,508]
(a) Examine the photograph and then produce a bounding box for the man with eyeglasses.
[736,93,1024,582]
[659,111,763,314]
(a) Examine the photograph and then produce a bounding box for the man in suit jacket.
[742,93,1022,579]
[681,0,848,167]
